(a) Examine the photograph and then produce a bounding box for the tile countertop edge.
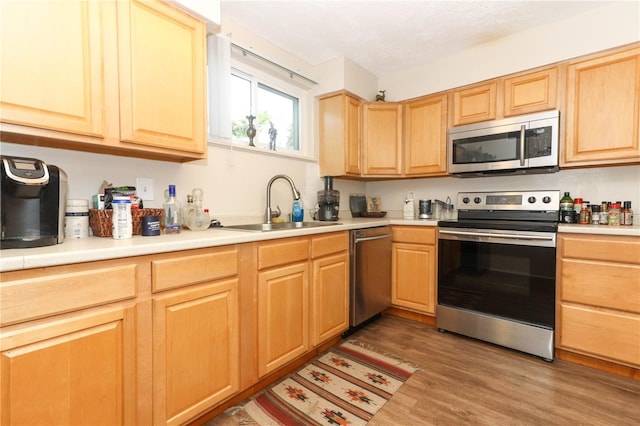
[3,219,637,272]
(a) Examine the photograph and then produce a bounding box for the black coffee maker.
[316,176,339,221]
[1,155,67,249]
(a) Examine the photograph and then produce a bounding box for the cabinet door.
[363,102,403,175]
[257,263,309,377]
[503,67,558,116]
[403,94,448,176]
[319,93,361,176]
[391,243,436,314]
[0,0,115,137]
[564,46,640,166]
[118,0,206,154]
[153,279,239,426]
[311,252,349,346]
[1,306,136,426]
[452,81,497,126]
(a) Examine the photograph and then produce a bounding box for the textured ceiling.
[221,0,606,77]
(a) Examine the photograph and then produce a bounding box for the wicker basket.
[89,208,164,237]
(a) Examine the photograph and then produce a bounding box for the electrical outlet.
[136,178,154,201]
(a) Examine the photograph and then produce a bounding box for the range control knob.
[474,197,482,204]
[528,196,537,204]
[542,196,552,204]
[462,197,470,204]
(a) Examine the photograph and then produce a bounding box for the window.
[230,72,300,152]
[207,35,315,159]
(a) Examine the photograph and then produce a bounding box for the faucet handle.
[271,205,281,218]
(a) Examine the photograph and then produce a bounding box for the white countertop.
[2,217,637,272]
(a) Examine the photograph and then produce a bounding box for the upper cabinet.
[318,92,361,177]
[362,102,403,175]
[503,67,558,117]
[563,45,640,167]
[451,81,497,126]
[403,94,448,176]
[0,0,206,162]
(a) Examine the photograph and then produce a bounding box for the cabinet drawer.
[560,304,640,367]
[393,226,436,244]
[561,259,640,313]
[152,248,238,292]
[560,234,640,264]
[311,232,348,258]
[258,238,309,270]
[1,262,138,326]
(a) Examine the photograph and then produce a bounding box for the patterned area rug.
[243,341,419,425]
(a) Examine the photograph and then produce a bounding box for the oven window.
[452,131,520,164]
[438,239,555,328]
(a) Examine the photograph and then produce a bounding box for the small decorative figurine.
[268,121,277,151]
[246,115,256,147]
[376,90,386,102]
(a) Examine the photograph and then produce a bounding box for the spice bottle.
[608,202,621,226]
[590,205,601,225]
[579,202,591,225]
[559,192,574,223]
[573,197,583,220]
[622,201,633,226]
[600,202,609,225]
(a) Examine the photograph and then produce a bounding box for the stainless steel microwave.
[447,110,559,177]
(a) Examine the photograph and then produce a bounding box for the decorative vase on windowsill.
[246,115,256,147]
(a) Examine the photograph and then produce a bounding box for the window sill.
[207,137,316,163]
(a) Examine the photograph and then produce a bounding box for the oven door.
[437,227,556,328]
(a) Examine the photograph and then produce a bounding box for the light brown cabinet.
[563,45,640,167]
[310,232,350,345]
[557,234,640,369]
[150,248,240,426]
[451,81,497,126]
[363,102,403,175]
[0,259,142,426]
[318,92,362,176]
[391,226,437,315]
[403,94,448,176]
[256,238,310,377]
[503,66,558,117]
[0,0,206,162]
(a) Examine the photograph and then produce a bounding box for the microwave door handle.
[519,124,526,166]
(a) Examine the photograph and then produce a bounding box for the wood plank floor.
[205,315,640,425]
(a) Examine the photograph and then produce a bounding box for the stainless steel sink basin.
[221,222,342,232]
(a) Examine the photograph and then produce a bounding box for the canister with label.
[65,199,89,238]
[112,196,133,239]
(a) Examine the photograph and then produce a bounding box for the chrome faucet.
[265,174,301,224]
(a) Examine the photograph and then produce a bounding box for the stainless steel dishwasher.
[346,226,392,333]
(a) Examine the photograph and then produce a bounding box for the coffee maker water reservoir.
[317,176,340,221]
[1,155,67,249]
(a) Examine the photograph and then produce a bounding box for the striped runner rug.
[243,341,419,425]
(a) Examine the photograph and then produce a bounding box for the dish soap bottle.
[164,184,181,234]
[292,197,304,222]
[403,192,415,219]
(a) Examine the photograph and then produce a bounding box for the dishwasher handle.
[355,233,392,243]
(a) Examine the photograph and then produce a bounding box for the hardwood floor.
[205,315,640,425]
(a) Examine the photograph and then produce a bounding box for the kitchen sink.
[221,221,342,232]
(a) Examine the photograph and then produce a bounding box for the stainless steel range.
[437,190,560,361]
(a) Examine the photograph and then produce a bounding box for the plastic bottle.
[403,192,415,220]
[600,202,609,225]
[164,185,181,234]
[65,199,89,239]
[579,203,590,225]
[559,192,574,223]
[573,197,583,219]
[112,196,132,239]
[292,198,304,222]
[608,202,621,226]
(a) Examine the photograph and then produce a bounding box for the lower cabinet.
[0,305,136,426]
[391,226,437,315]
[150,247,240,426]
[557,234,640,369]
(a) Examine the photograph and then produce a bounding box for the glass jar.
[608,202,621,226]
[600,202,609,225]
[559,192,574,223]
[590,205,601,225]
[579,203,591,225]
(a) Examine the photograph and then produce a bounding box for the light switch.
[136,178,154,201]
